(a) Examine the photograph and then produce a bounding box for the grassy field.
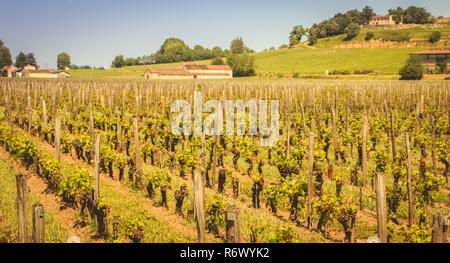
[253,47,426,75]
[68,60,212,79]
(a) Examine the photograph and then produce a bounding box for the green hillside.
[68,25,450,79]
[252,46,425,75]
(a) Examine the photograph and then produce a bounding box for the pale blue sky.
[1,0,448,69]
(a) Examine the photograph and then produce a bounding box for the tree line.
[289,5,435,46]
[111,37,256,77]
[111,37,255,68]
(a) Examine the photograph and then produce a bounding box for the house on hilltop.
[144,63,232,80]
[369,15,399,25]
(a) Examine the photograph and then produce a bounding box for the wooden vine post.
[54,117,61,162]
[430,114,437,177]
[16,173,28,243]
[42,99,48,130]
[225,205,241,243]
[390,111,396,161]
[375,173,387,243]
[201,131,207,188]
[211,135,217,189]
[133,117,142,187]
[405,133,414,227]
[331,108,338,163]
[307,132,314,229]
[362,113,368,186]
[28,108,33,135]
[32,203,45,243]
[193,170,206,243]
[116,113,122,153]
[431,213,448,243]
[93,134,101,200]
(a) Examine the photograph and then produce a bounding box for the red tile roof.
[371,15,393,19]
[204,65,232,70]
[146,68,191,75]
[410,49,450,55]
[195,73,231,76]
[183,64,231,70]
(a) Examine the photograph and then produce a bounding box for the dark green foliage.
[57,52,71,70]
[226,53,255,77]
[111,55,125,68]
[289,25,307,47]
[399,55,424,80]
[429,31,441,43]
[344,23,360,40]
[365,31,374,41]
[15,52,36,68]
[389,6,433,24]
[211,57,225,65]
[0,40,12,69]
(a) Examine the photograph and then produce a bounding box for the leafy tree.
[153,38,192,63]
[211,57,224,65]
[211,46,224,58]
[308,27,318,45]
[389,7,405,24]
[362,6,375,24]
[111,55,125,68]
[230,37,245,54]
[15,52,28,68]
[403,6,432,24]
[344,23,360,40]
[125,57,137,66]
[226,53,255,77]
[289,25,307,47]
[399,55,424,80]
[25,53,37,66]
[57,52,71,70]
[429,31,441,43]
[0,40,12,69]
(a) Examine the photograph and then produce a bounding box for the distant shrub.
[330,70,341,75]
[437,60,447,74]
[211,57,225,65]
[365,32,375,41]
[292,72,299,78]
[277,73,284,78]
[354,70,361,75]
[445,76,450,80]
[342,70,350,75]
[399,55,424,80]
[279,44,288,49]
[429,31,441,43]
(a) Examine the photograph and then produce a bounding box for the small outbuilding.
[410,49,450,73]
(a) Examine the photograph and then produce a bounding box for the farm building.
[410,49,450,73]
[369,15,398,25]
[144,63,232,79]
[22,69,71,78]
[1,65,21,78]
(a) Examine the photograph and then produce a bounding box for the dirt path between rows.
[0,148,102,243]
